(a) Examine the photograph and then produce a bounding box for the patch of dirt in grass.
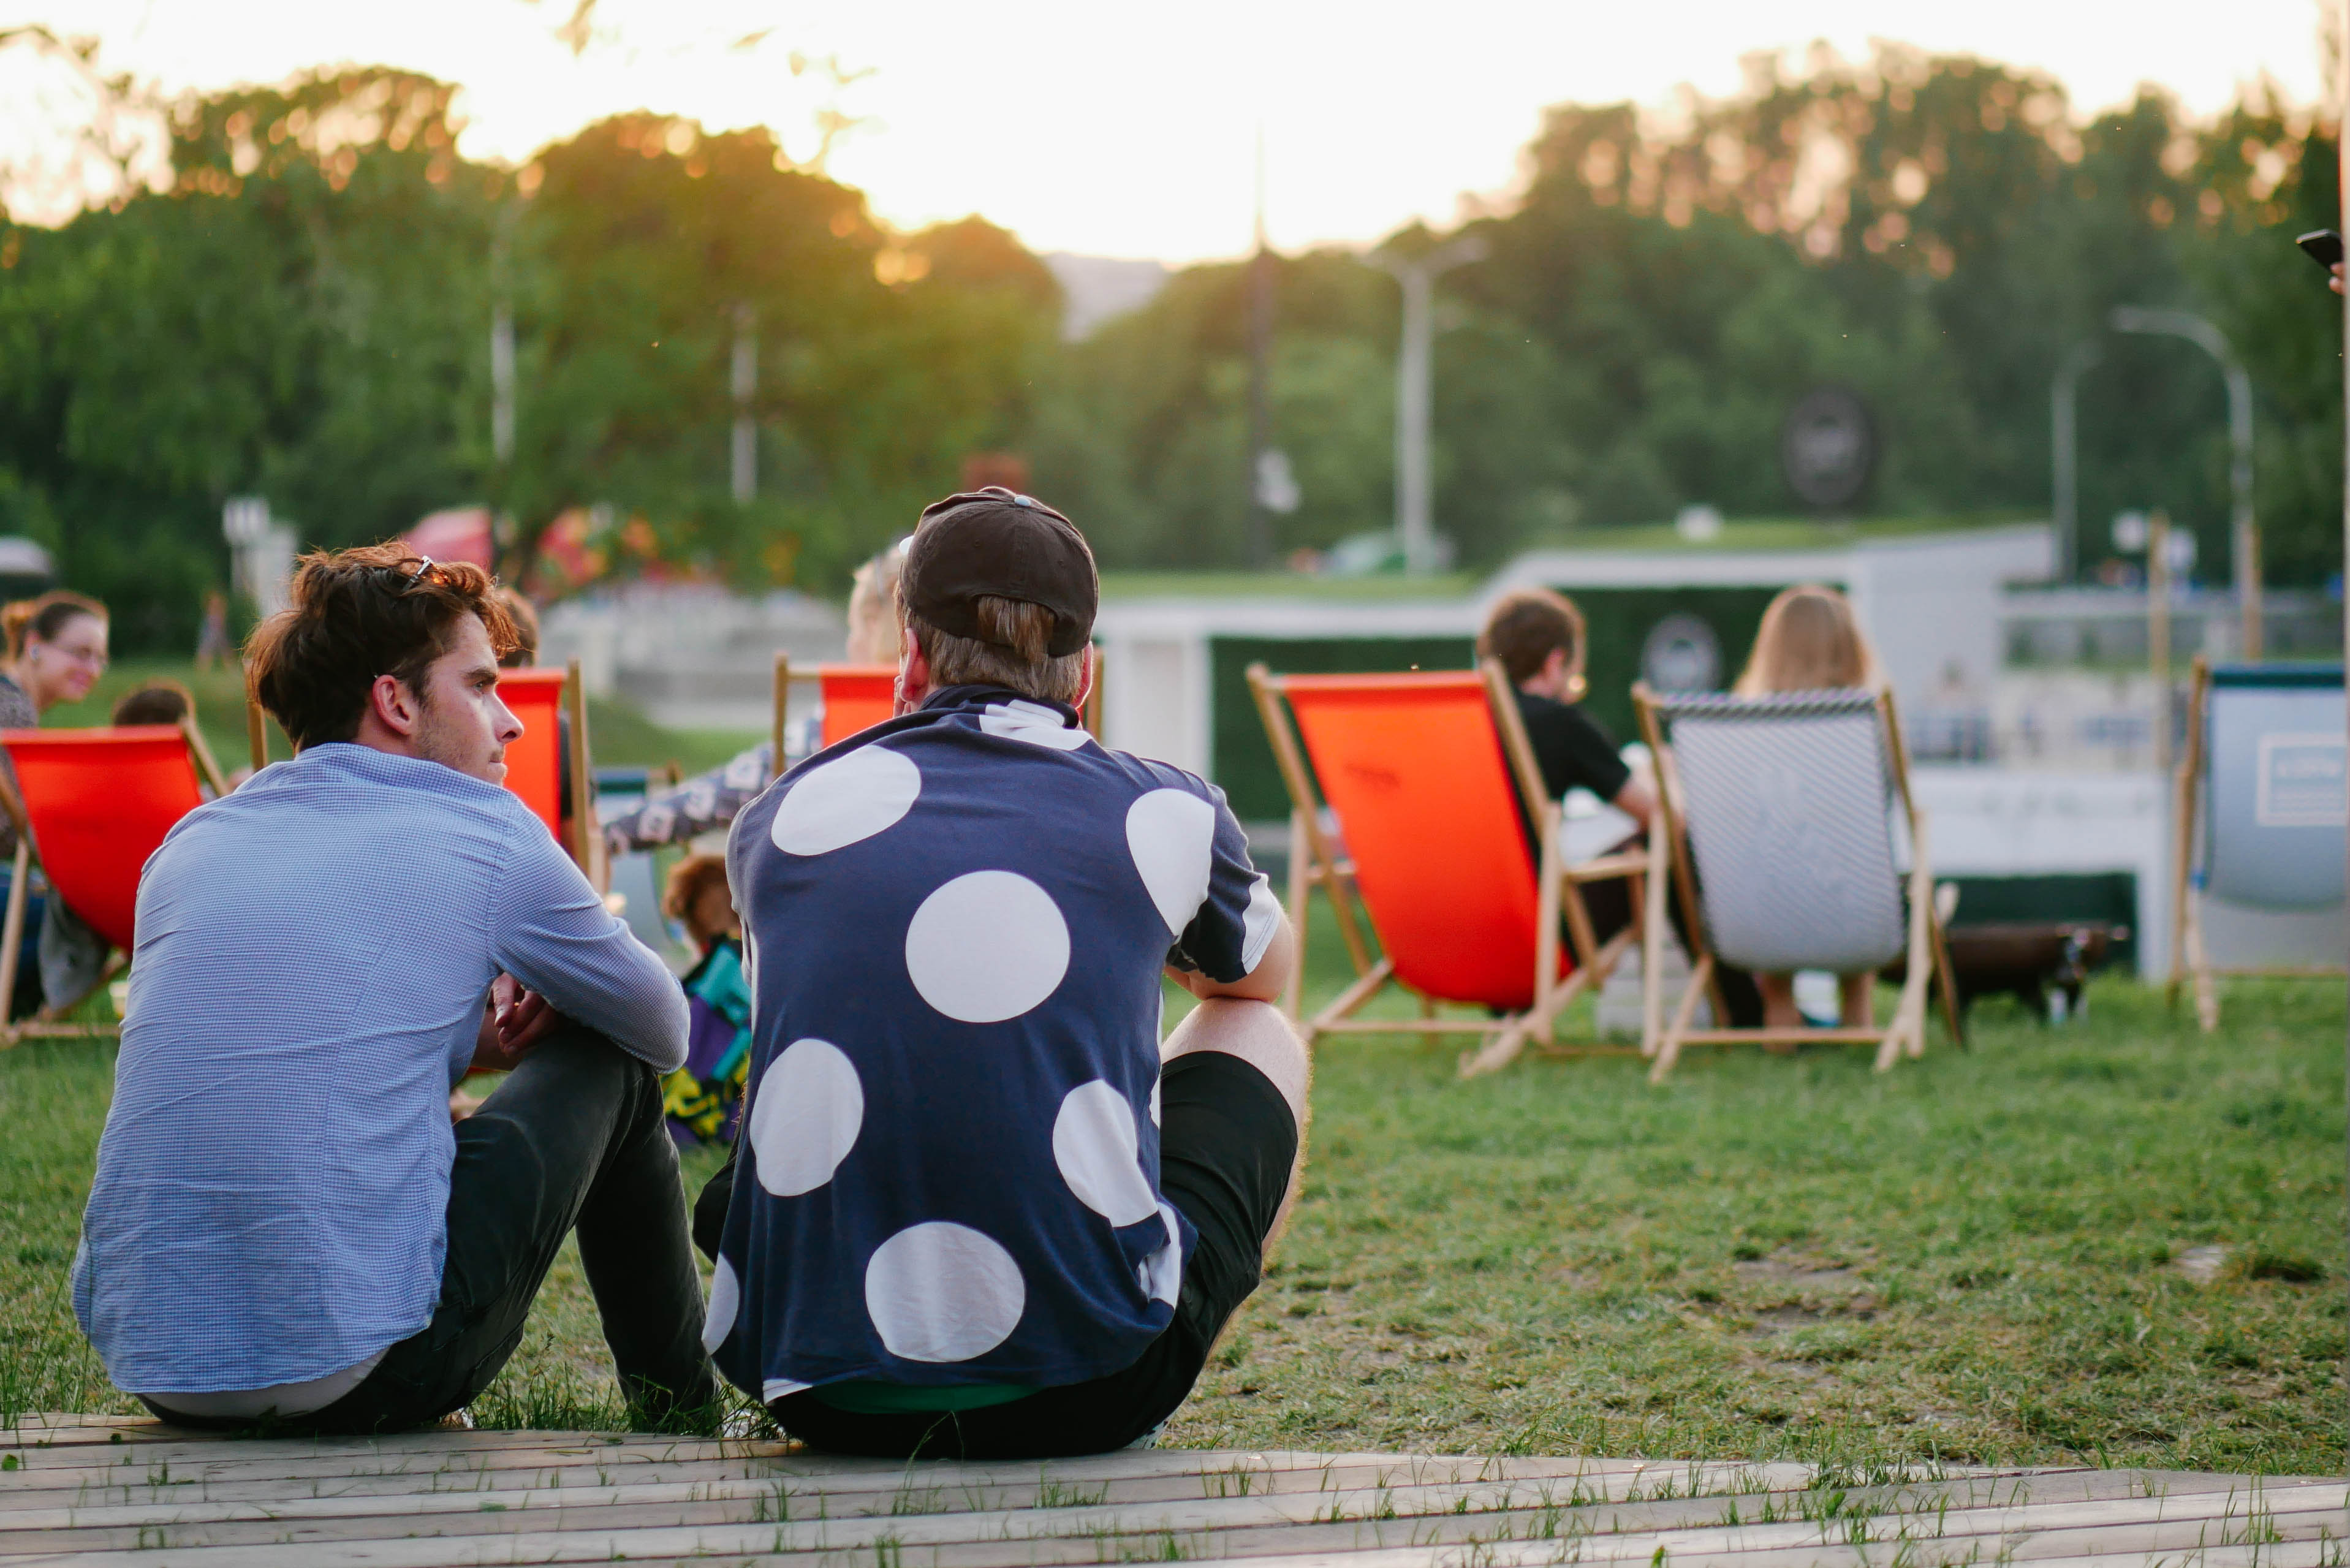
[2173,1244,2228,1282]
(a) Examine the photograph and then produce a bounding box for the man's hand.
[470,973,569,1073]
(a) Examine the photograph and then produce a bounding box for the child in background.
[110,680,195,729]
[661,854,752,1146]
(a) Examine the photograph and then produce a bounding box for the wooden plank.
[7,1469,2332,1568]
[0,1442,1441,1493]
[0,1454,1662,1531]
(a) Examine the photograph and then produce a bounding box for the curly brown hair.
[245,544,518,750]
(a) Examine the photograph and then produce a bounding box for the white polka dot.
[748,1039,865,1197]
[702,1256,739,1354]
[771,745,921,855]
[980,700,1092,751]
[1052,1080,1158,1225]
[904,871,1070,1023]
[865,1222,1026,1362]
[762,1377,810,1403]
[1150,1071,1162,1128]
[1139,1201,1182,1305]
[1240,874,1282,973]
[1125,789,1216,937]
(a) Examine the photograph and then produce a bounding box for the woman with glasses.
[0,589,109,1018]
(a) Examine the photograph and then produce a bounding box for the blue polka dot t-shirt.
[712,684,1279,1399]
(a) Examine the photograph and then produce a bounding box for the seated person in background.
[699,487,1306,1459]
[110,680,195,729]
[74,545,716,1433]
[1732,583,1887,1037]
[0,592,110,1020]
[1477,588,1763,1028]
[601,542,905,855]
[659,853,752,1146]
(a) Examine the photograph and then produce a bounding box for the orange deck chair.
[0,720,229,1040]
[771,651,1105,765]
[1247,659,1650,1077]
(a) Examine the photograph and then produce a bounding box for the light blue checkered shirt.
[73,743,688,1396]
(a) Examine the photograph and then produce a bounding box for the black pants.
[142,1028,719,1434]
[747,1050,1299,1460]
[1576,844,1764,1029]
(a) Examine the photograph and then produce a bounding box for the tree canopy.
[0,45,2338,650]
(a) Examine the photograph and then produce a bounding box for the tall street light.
[1376,237,1486,575]
[2109,306,2260,657]
[2049,339,2100,583]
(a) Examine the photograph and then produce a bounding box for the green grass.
[2,934,2340,1471]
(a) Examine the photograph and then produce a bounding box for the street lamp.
[2050,340,2100,583]
[2109,306,2260,657]
[1374,237,1487,574]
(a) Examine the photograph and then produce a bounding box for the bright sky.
[0,0,2332,260]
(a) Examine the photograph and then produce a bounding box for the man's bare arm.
[1168,907,1296,1004]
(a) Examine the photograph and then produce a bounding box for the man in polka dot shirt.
[702,488,1308,1458]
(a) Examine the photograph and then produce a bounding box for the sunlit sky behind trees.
[0,0,2334,257]
[0,1,2342,651]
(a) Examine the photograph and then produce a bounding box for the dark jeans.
[142,1027,719,1434]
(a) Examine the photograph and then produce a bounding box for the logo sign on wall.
[1640,613,1723,693]
[1781,387,1875,510]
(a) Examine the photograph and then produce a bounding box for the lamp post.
[2109,306,2259,657]
[2050,340,2101,583]
[1375,237,1487,574]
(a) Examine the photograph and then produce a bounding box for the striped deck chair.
[2168,659,2346,1031]
[0,721,229,1040]
[771,653,1106,766]
[1633,684,1962,1081]
[1248,660,1650,1077]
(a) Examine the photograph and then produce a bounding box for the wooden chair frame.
[2166,656,2346,1031]
[1632,683,1963,1083]
[248,657,602,887]
[0,718,227,1043]
[1247,658,1650,1078]
[772,648,1107,768]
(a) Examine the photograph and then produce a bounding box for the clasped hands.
[469,973,570,1074]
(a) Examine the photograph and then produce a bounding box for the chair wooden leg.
[1282,808,1310,1023]
[1648,953,1711,1084]
[1928,912,1966,1052]
[1886,825,1935,1067]
[1306,956,1394,1049]
[1639,810,1669,1059]
[0,837,29,1047]
[2185,892,2218,1034]
[1460,970,1590,1080]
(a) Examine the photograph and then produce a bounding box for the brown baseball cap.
[901,487,1097,657]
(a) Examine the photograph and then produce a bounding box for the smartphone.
[2296,229,2343,268]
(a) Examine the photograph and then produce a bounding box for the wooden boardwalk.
[1,1414,2340,1567]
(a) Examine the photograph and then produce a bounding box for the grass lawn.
[2,930,2339,1472]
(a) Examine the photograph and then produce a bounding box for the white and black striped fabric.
[1654,689,1906,975]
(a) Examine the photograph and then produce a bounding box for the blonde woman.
[1732,585,1884,1036]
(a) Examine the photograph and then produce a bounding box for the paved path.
[1,1414,2339,1566]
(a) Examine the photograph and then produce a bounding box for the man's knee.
[1162,997,1307,1127]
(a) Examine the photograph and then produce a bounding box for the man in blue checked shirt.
[74,545,716,1433]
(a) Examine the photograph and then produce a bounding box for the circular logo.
[1640,613,1722,693]
[1781,387,1875,510]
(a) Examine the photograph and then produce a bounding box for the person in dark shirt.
[1476,588,1762,1028]
[1479,589,1654,824]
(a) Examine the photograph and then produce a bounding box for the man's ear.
[370,672,422,738]
[894,625,931,715]
[1074,645,1096,710]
